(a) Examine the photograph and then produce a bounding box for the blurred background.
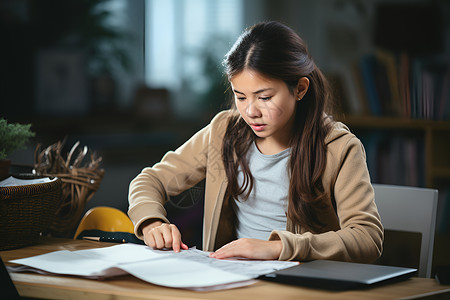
[1,0,450,270]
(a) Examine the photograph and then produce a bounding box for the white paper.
[9,243,297,290]
[0,176,57,187]
[119,258,251,288]
[74,243,174,263]
[9,250,121,277]
[164,247,299,278]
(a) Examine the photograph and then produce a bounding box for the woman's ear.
[296,77,310,101]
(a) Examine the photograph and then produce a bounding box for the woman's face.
[230,69,305,152]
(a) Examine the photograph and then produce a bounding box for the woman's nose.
[246,100,261,118]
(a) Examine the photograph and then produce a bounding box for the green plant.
[0,119,35,160]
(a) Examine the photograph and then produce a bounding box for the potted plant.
[0,118,35,180]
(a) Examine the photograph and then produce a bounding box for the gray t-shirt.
[233,142,289,240]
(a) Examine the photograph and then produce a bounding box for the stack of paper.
[0,176,57,187]
[8,243,298,291]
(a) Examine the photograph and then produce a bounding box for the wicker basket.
[44,168,104,237]
[0,176,62,250]
[34,140,104,237]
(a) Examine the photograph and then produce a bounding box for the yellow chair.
[74,206,134,240]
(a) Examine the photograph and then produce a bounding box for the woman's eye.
[236,96,246,101]
[259,96,271,101]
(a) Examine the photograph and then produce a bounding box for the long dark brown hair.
[222,21,334,232]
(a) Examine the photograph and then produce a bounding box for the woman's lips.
[250,123,266,131]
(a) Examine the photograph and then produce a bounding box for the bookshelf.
[335,0,449,189]
[340,115,450,189]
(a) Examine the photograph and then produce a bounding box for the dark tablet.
[260,260,417,290]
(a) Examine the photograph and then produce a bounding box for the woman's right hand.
[141,219,188,252]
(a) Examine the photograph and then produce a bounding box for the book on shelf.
[399,53,411,119]
[359,54,382,117]
[349,50,450,121]
[359,132,425,188]
[375,50,402,117]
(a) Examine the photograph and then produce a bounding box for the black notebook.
[260,260,417,290]
[1,259,20,299]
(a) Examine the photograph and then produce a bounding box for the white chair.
[373,184,438,278]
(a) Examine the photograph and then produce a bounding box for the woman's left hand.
[209,238,282,260]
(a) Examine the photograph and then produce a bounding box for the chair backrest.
[373,184,438,278]
[73,206,134,240]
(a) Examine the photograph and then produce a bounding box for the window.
[145,0,243,116]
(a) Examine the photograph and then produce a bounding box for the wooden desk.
[2,238,450,300]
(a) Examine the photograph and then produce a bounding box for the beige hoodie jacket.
[128,110,383,263]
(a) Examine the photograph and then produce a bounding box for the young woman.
[128,21,383,263]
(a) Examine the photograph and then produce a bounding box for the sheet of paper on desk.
[9,243,298,291]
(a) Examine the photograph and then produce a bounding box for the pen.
[83,236,126,243]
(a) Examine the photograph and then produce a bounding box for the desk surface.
[2,238,450,300]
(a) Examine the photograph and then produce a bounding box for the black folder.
[1,259,20,299]
[260,260,417,290]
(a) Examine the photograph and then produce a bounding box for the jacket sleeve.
[269,136,384,263]
[128,112,227,239]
